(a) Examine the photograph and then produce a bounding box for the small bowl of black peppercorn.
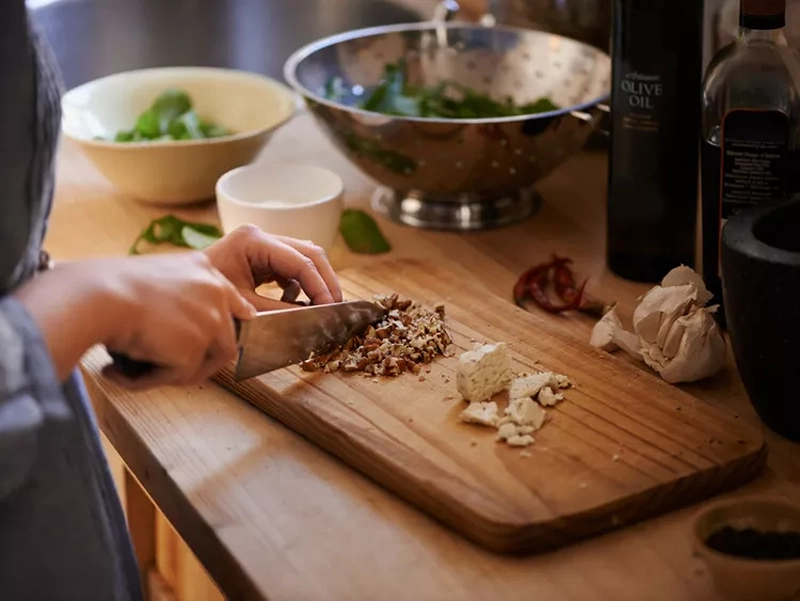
[691,497,800,601]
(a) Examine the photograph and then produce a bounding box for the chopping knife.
[107,300,386,382]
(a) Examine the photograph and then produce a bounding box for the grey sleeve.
[0,1,38,292]
[0,296,64,500]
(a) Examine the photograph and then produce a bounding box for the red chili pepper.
[513,254,612,317]
[551,254,578,303]
[513,263,549,308]
[513,257,586,313]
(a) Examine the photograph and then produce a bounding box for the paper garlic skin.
[639,309,727,383]
[590,307,623,352]
[590,266,727,383]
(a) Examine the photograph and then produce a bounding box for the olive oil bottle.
[606,0,704,282]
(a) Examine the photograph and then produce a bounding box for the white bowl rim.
[216,161,345,211]
[61,66,303,148]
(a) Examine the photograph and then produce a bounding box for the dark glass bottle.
[606,0,704,283]
[700,0,800,327]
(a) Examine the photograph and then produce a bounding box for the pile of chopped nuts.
[300,293,453,377]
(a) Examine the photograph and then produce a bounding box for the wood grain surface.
[53,103,800,600]
[212,257,766,554]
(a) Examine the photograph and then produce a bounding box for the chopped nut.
[300,293,452,377]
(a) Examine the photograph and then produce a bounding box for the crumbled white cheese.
[453,348,572,451]
[508,371,554,400]
[456,342,512,403]
[495,422,518,441]
[554,374,571,389]
[537,386,564,407]
[506,434,535,447]
[505,398,547,429]
[458,401,499,427]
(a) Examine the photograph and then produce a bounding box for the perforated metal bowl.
[284,21,610,230]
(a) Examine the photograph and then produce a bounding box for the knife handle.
[107,319,242,380]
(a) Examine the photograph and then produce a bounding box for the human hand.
[16,251,257,387]
[204,225,343,311]
[100,251,257,389]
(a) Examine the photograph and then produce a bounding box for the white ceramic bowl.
[61,66,300,205]
[216,162,345,251]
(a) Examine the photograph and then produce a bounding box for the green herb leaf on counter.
[113,88,232,142]
[339,209,391,255]
[129,215,223,255]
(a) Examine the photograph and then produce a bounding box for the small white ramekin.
[215,162,345,251]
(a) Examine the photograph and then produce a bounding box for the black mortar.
[721,198,800,442]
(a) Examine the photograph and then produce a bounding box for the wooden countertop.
[48,113,800,601]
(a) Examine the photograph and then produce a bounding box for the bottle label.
[721,109,789,216]
[718,109,789,276]
[618,71,662,134]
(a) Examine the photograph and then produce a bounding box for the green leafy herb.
[324,60,560,119]
[113,89,233,142]
[341,130,417,175]
[129,215,223,255]
[339,209,391,255]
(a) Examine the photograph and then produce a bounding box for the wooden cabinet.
[101,434,224,601]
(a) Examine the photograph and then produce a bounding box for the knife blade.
[233,300,385,381]
[106,300,386,382]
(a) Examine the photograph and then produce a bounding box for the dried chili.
[550,254,610,318]
[513,254,612,317]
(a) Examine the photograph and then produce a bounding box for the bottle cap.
[741,0,786,28]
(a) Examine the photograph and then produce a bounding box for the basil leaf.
[168,110,204,140]
[339,209,391,254]
[324,60,560,119]
[133,109,161,139]
[151,89,193,134]
[111,89,232,142]
[129,215,223,255]
[181,225,221,250]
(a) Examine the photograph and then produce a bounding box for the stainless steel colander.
[283,21,610,230]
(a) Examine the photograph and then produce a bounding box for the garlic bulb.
[590,266,727,383]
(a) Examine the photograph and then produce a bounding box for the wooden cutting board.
[213,258,767,555]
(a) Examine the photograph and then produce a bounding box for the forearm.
[12,261,120,381]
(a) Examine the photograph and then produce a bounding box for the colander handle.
[432,0,504,27]
[570,103,610,136]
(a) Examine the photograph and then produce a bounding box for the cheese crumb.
[520,450,533,458]
[458,401,499,427]
[456,343,512,403]
[508,371,554,400]
[506,434,535,447]
[496,422,518,441]
[505,398,547,429]
[537,386,564,407]
[453,347,573,450]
